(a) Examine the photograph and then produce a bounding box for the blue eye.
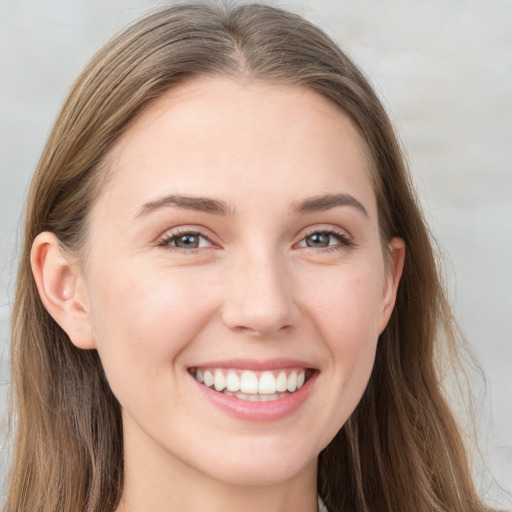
[159,231,212,250]
[298,230,352,250]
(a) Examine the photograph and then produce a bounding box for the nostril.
[221,299,299,336]
[231,323,294,337]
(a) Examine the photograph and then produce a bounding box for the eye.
[158,230,213,251]
[297,229,353,250]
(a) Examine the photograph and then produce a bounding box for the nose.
[221,249,299,337]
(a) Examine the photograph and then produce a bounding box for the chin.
[198,443,318,487]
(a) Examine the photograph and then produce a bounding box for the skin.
[32,77,404,512]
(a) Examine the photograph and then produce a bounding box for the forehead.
[95,76,376,220]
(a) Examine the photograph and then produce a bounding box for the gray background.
[0,0,510,507]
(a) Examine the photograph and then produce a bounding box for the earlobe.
[31,232,96,349]
[377,237,406,334]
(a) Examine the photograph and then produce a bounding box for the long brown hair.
[5,3,492,511]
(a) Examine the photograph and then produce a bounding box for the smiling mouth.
[189,367,314,402]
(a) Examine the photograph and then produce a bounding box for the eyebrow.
[136,192,368,218]
[290,193,368,217]
[137,194,232,218]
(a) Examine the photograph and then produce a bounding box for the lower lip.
[192,372,317,422]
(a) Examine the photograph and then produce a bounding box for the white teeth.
[297,371,305,389]
[287,371,297,392]
[276,371,287,392]
[226,372,241,392]
[194,367,310,397]
[258,371,277,394]
[240,371,259,394]
[204,370,214,387]
[214,369,226,391]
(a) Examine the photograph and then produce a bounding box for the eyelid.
[300,225,351,238]
[298,224,352,240]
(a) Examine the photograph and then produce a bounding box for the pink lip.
[191,358,317,371]
[190,370,318,422]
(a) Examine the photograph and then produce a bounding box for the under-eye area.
[188,367,316,401]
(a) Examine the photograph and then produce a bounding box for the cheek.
[302,262,385,344]
[299,262,383,398]
[86,263,217,396]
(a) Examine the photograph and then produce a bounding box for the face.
[76,77,403,487]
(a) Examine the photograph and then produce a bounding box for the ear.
[31,232,96,349]
[377,237,405,334]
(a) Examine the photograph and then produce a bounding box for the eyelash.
[157,229,213,252]
[299,228,354,252]
[157,228,354,253]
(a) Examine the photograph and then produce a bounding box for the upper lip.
[189,358,317,371]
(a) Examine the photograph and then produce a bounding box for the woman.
[5,2,496,511]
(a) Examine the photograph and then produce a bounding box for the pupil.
[307,233,329,247]
[177,234,199,248]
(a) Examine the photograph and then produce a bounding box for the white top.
[318,495,329,511]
